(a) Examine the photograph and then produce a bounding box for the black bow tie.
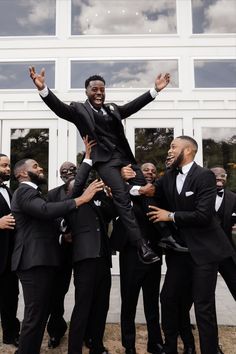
[175,167,183,174]
[0,183,7,189]
[217,190,224,197]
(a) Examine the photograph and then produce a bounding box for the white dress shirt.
[176,161,194,194]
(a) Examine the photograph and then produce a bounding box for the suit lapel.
[180,162,197,196]
[83,100,96,130]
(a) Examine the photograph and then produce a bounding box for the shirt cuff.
[149,88,159,98]
[83,158,92,166]
[130,185,141,196]
[38,85,49,97]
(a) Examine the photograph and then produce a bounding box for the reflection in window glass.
[0,0,56,36]
[192,0,236,34]
[71,60,178,88]
[71,0,177,35]
[10,128,49,192]
[202,127,236,192]
[135,128,174,175]
[0,61,55,89]
[194,59,236,88]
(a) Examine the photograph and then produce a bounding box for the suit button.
[97,228,100,232]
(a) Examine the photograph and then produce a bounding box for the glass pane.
[202,127,236,192]
[71,0,177,35]
[0,61,55,89]
[0,0,56,36]
[10,128,49,192]
[192,0,236,34]
[194,59,236,88]
[71,60,178,88]
[135,128,174,176]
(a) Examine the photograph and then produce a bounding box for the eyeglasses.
[61,166,76,174]
[215,173,227,179]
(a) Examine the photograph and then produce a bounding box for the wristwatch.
[168,212,175,221]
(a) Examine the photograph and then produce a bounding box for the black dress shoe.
[48,336,61,348]
[183,347,196,354]
[125,349,136,354]
[148,343,164,353]
[3,336,19,347]
[137,239,160,264]
[158,235,189,252]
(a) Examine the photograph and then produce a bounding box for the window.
[192,0,236,34]
[71,60,178,88]
[71,0,177,35]
[0,0,56,36]
[194,59,236,88]
[0,61,55,89]
[135,128,174,175]
[202,127,236,192]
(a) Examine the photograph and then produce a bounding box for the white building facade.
[0,0,236,272]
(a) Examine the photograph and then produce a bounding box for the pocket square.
[185,191,194,197]
[94,200,101,206]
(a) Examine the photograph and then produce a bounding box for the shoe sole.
[158,242,189,253]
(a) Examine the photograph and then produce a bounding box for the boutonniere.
[109,104,115,112]
[94,200,101,207]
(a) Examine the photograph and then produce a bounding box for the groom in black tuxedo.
[29,66,171,264]
[0,153,20,348]
[147,136,235,354]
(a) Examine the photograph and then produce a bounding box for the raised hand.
[29,66,46,90]
[74,179,104,206]
[155,73,170,92]
[83,135,97,160]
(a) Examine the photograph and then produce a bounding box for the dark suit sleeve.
[115,91,154,119]
[41,88,77,124]
[15,187,76,220]
[72,162,92,197]
[174,170,217,227]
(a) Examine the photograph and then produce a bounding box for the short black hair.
[14,158,29,179]
[0,153,7,158]
[85,75,106,89]
[176,135,198,152]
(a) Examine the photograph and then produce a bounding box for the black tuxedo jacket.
[0,186,14,274]
[65,162,115,265]
[11,183,77,271]
[154,162,234,265]
[42,89,154,164]
[221,189,236,241]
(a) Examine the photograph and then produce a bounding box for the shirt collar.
[181,161,194,175]
[21,181,38,189]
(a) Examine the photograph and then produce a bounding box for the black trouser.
[218,256,236,300]
[96,152,171,245]
[0,269,20,341]
[47,245,72,339]
[165,252,195,349]
[68,258,111,354]
[161,252,218,354]
[120,246,163,351]
[17,266,57,354]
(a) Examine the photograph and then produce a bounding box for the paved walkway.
[17,274,236,326]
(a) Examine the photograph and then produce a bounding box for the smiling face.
[167,137,197,169]
[86,80,106,110]
[25,159,47,185]
[211,167,227,190]
[141,163,157,183]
